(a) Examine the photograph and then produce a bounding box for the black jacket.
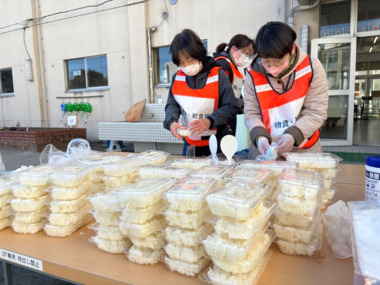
[213,51,235,84]
[163,56,240,144]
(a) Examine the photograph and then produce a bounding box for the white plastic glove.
[276,134,295,154]
[257,136,270,155]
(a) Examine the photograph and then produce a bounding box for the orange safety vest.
[214,56,244,85]
[247,55,319,149]
[172,67,220,147]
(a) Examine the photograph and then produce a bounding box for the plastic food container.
[207,201,276,239]
[135,150,170,165]
[164,243,207,264]
[12,218,48,234]
[118,200,165,224]
[89,236,131,254]
[201,250,273,285]
[283,152,342,169]
[238,160,299,177]
[224,168,273,184]
[191,166,234,179]
[0,180,16,197]
[138,165,195,179]
[88,222,124,241]
[77,155,125,172]
[129,232,165,250]
[323,186,338,201]
[11,195,50,212]
[324,179,333,190]
[103,174,138,188]
[0,217,11,231]
[48,204,91,226]
[211,230,276,274]
[114,179,178,209]
[277,224,322,256]
[18,165,54,186]
[163,255,210,277]
[126,245,165,265]
[0,204,12,220]
[165,223,214,247]
[272,207,320,228]
[45,180,92,201]
[44,214,93,237]
[101,159,146,177]
[48,166,93,187]
[0,193,13,208]
[276,191,322,217]
[88,192,119,213]
[311,167,341,180]
[48,194,89,214]
[163,177,217,212]
[12,183,49,199]
[277,168,324,201]
[9,207,49,224]
[164,207,211,230]
[170,159,213,170]
[118,216,166,238]
[88,209,120,226]
[202,222,270,261]
[205,183,272,220]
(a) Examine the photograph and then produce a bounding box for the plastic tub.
[44,214,93,237]
[114,178,178,209]
[45,180,92,201]
[164,207,211,230]
[101,159,145,177]
[18,165,55,187]
[207,201,276,239]
[48,166,93,187]
[283,152,342,169]
[88,192,119,213]
[211,230,276,274]
[138,165,195,179]
[9,207,49,224]
[88,209,120,226]
[0,204,12,220]
[311,167,341,180]
[163,255,210,277]
[129,232,165,250]
[118,216,165,238]
[77,155,125,172]
[205,183,272,220]
[202,222,270,261]
[126,245,165,265]
[103,174,138,188]
[11,195,50,212]
[134,150,170,165]
[48,203,91,226]
[12,183,49,199]
[164,243,207,263]
[88,222,124,241]
[163,177,217,212]
[191,166,234,179]
[272,207,320,228]
[0,193,13,208]
[223,168,273,184]
[118,200,165,224]
[169,159,213,170]
[276,191,322,217]
[89,236,131,254]
[48,194,89,214]
[165,223,214,247]
[0,217,11,231]
[12,218,48,234]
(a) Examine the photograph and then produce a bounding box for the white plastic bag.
[322,200,353,259]
[66,138,91,156]
[40,144,70,166]
[0,153,5,173]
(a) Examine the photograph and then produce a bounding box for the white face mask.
[233,50,250,67]
[180,62,201,76]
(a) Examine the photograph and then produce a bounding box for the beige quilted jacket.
[244,46,329,158]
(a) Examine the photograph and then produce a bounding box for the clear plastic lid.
[0,179,15,196]
[18,165,55,186]
[88,192,119,213]
[117,200,166,224]
[135,150,170,164]
[0,193,13,208]
[323,186,338,201]
[191,165,234,179]
[283,152,342,169]
[47,194,89,214]
[126,246,165,265]
[239,160,299,169]
[311,167,342,180]
[12,183,49,199]
[169,158,213,170]
[47,204,91,227]
[164,207,211,230]
[77,155,124,166]
[272,206,320,229]
[278,168,325,189]
[138,165,195,179]
[129,232,166,250]
[101,159,147,176]
[45,180,92,201]
[163,255,211,277]
[164,223,214,247]
[10,195,50,213]
[9,206,50,224]
[0,204,12,220]
[224,168,273,184]
[164,177,217,200]
[89,236,132,254]
[164,243,207,264]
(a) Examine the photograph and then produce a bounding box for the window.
[357,0,380,32]
[153,41,208,85]
[66,55,108,91]
[0,68,14,95]
[320,0,351,37]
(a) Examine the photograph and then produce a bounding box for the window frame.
[0,67,15,97]
[65,54,109,93]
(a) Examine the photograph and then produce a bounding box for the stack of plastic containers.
[113,178,177,265]
[162,177,218,276]
[132,150,170,165]
[169,158,213,170]
[101,160,143,191]
[0,177,16,231]
[190,165,234,188]
[272,168,324,256]
[283,153,342,208]
[10,165,53,234]
[202,178,276,285]
[43,165,94,237]
[138,165,195,179]
[88,190,131,254]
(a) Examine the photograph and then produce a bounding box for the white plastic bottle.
[158,95,162,104]
[365,155,380,203]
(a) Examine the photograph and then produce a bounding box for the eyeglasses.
[236,49,255,61]
[257,55,291,68]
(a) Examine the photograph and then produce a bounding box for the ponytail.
[216,43,228,53]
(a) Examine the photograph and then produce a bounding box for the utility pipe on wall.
[301,25,309,53]
[287,0,320,28]
[147,27,157,104]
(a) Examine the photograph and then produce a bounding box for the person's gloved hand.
[276,134,295,154]
[257,136,270,155]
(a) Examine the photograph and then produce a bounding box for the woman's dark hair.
[170,29,207,66]
[256,21,296,59]
[216,34,255,54]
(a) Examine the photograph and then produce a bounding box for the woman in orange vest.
[213,35,255,136]
[244,22,329,159]
[163,29,240,157]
